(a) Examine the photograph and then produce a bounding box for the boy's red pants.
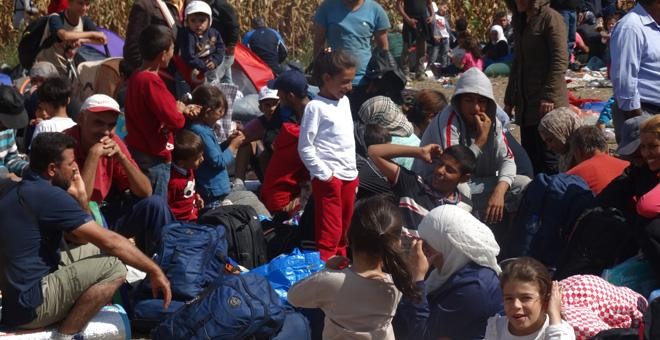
[311,176,359,261]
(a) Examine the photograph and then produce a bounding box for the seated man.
[369,142,474,231]
[259,70,310,217]
[0,132,171,337]
[64,94,173,254]
[413,68,531,224]
[566,125,629,195]
[0,85,29,179]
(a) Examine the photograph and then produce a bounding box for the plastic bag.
[250,248,325,304]
[602,255,660,298]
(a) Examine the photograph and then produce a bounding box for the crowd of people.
[1,0,659,339]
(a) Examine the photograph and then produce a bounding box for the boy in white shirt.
[32,76,76,144]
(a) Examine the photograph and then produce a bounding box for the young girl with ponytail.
[288,195,420,340]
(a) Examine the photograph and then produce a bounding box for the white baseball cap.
[258,86,279,101]
[81,94,121,114]
[185,1,213,26]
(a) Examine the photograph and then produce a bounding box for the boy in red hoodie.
[124,25,200,196]
[260,70,310,217]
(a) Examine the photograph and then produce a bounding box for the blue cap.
[267,70,307,97]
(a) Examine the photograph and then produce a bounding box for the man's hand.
[225,45,235,56]
[539,100,555,116]
[504,105,514,118]
[419,144,442,163]
[425,16,433,24]
[474,112,492,148]
[282,196,301,213]
[67,170,89,210]
[150,270,172,309]
[206,60,216,70]
[91,136,122,158]
[484,182,508,224]
[405,17,418,28]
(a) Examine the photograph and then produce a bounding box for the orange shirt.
[567,153,629,195]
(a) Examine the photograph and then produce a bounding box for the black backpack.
[198,205,268,269]
[554,207,638,280]
[644,297,660,340]
[17,13,62,70]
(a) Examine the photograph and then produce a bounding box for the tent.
[74,28,125,66]
[231,43,274,95]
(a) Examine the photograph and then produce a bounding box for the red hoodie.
[124,71,185,162]
[260,122,309,214]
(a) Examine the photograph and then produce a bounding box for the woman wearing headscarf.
[504,0,569,175]
[537,107,583,172]
[482,25,510,65]
[357,96,419,170]
[393,205,504,340]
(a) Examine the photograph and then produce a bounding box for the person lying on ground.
[0,132,171,338]
[413,68,530,224]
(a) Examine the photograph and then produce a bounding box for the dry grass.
[0,0,637,68]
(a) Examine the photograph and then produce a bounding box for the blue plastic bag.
[250,249,325,304]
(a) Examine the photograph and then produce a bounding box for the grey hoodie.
[412,68,517,185]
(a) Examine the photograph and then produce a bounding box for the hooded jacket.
[504,0,569,127]
[413,68,516,186]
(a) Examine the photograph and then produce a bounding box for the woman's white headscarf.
[418,205,501,293]
[490,25,507,43]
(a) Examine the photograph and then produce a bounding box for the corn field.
[0,0,638,67]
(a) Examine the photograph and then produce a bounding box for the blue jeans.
[427,37,450,68]
[217,54,235,84]
[129,147,170,197]
[104,195,174,255]
[558,9,576,58]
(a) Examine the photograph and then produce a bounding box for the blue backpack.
[507,173,595,266]
[140,221,231,301]
[152,272,287,340]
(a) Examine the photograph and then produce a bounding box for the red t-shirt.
[65,125,137,203]
[124,71,185,162]
[168,164,198,221]
[260,122,309,214]
[567,153,629,195]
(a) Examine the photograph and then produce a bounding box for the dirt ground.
[410,76,614,142]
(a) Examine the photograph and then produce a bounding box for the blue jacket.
[394,263,503,340]
[188,124,234,200]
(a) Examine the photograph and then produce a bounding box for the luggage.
[506,173,595,266]
[271,311,312,340]
[151,272,286,340]
[139,221,229,301]
[555,207,637,280]
[131,299,185,334]
[198,205,268,269]
[644,297,660,340]
[262,219,302,260]
[17,13,61,70]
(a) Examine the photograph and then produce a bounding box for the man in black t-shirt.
[369,142,475,231]
[0,132,171,337]
[397,0,434,80]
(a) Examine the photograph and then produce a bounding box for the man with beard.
[0,132,171,338]
[64,94,173,255]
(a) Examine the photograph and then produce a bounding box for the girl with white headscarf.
[482,25,511,63]
[393,205,504,340]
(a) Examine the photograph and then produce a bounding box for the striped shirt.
[0,129,29,177]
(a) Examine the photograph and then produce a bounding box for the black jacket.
[206,0,240,47]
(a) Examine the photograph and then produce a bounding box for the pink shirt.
[463,52,483,71]
[637,183,660,219]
